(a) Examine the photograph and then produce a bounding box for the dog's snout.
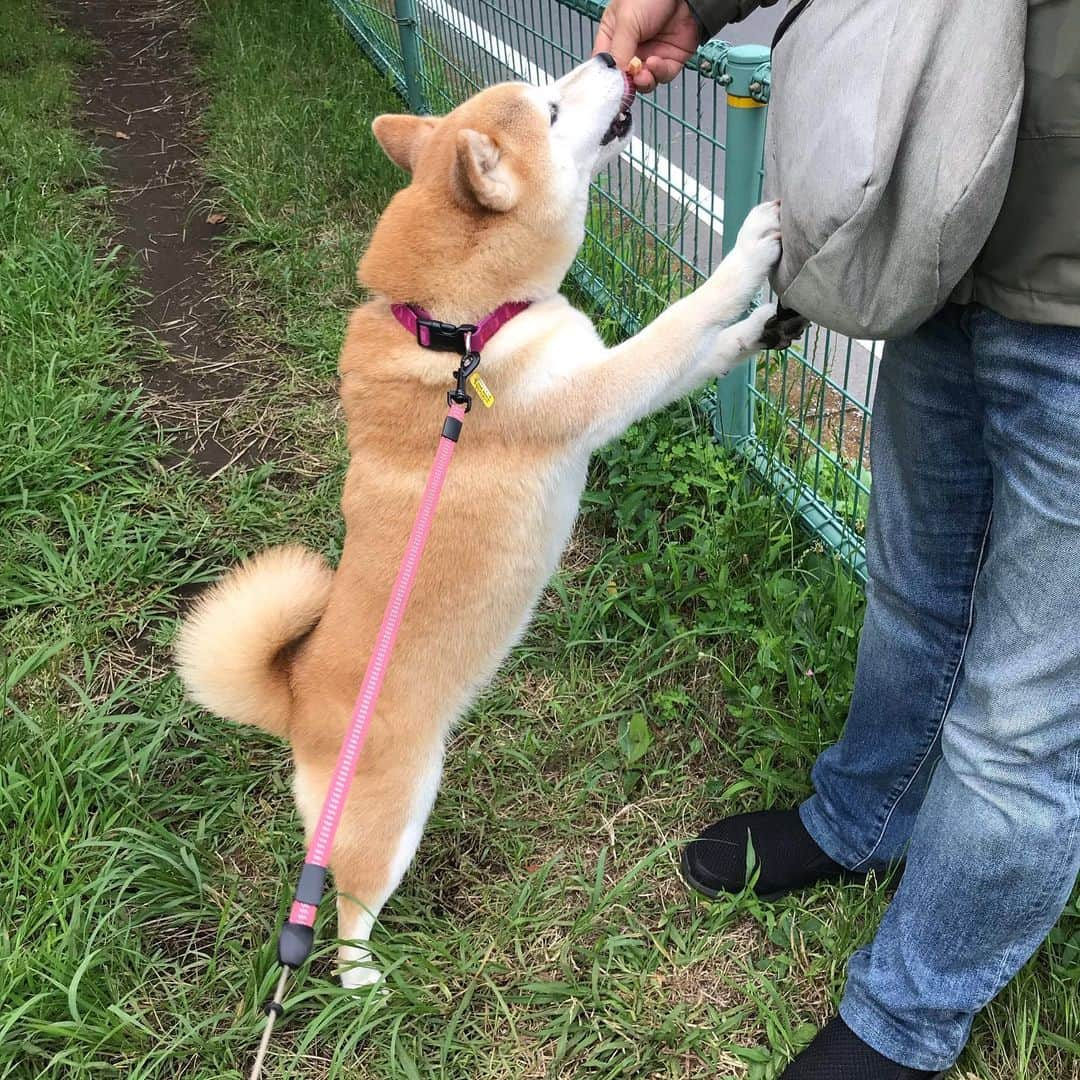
[595,51,617,69]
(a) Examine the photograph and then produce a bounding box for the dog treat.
[627,56,642,76]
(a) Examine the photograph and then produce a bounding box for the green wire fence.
[332,0,877,579]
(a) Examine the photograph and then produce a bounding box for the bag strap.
[772,0,812,50]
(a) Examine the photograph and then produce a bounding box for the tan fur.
[176,61,786,987]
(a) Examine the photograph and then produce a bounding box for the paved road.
[715,5,787,47]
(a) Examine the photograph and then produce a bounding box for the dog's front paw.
[727,303,807,359]
[733,200,782,280]
[759,304,809,350]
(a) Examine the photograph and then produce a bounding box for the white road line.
[422,0,550,86]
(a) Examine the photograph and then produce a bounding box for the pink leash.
[285,400,467,925]
[249,301,527,1079]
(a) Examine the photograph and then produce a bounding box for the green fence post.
[713,43,770,449]
[394,0,428,114]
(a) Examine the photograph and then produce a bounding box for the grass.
[1,0,1078,1077]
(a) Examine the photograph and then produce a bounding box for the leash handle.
[273,400,469,967]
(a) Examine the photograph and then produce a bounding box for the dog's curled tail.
[175,545,333,738]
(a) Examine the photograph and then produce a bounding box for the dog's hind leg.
[293,742,443,989]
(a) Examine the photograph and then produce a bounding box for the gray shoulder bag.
[764,0,1028,340]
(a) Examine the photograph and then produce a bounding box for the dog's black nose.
[595,51,617,69]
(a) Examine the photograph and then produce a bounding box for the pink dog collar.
[391,300,531,354]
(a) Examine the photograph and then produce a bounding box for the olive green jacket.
[688,0,1080,327]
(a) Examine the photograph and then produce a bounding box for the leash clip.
[449,350,480,411]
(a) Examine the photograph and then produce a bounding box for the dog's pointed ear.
[454,128,518,212]
[371,114,438,173]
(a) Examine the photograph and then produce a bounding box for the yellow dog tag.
[468,372,495,408]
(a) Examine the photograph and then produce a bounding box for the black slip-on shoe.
[681,808,863,901]
[780,1016,945,1079]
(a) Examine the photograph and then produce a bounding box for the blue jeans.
[800,304,1080,1072]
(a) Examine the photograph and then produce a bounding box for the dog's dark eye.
[549,102,559,126]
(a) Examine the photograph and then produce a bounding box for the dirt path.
[62,0,260,475]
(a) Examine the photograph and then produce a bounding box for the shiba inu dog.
[176,53,802,987]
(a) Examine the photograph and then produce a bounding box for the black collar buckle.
[416,315,478,354]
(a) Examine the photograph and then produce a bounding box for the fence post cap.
[724,44,770,97]
[725,43,771,67]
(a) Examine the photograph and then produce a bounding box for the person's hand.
[593,0,703,93]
